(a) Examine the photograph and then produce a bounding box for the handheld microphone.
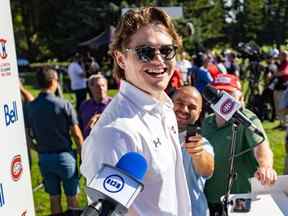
[81,152,148,216]
[203,85,264,138]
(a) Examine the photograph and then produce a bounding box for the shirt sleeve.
[243,110,268,148]
[80,126,139,184]
[65,101,79,125]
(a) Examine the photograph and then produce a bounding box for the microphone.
[203,85,264,138]
[81,152,148,216]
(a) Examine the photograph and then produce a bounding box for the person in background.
[273,50,288,129]
[81,7,192,215]
[165,67,183,98]
[79,74,112,138]
[202,74,277,216]
[172,86,214,216]
[188,54,213,93]
[224,50,240,76]
[20,82,35,167]
[279,87,288,174]
[67,53,87,113]
[176,51,192,84]
[26,68,84,216]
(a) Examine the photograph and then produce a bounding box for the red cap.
[212,74,241,92]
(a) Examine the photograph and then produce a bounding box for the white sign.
[122,6,183,18]
[0,1,35,215]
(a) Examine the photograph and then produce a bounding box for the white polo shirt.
[80,81,192,216]
[67,62,86,90]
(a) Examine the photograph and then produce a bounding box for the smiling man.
[80,7,192,216]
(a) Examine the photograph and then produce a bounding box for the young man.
[172,86,214,216]
[202,74,277,216]
[80,7,192,215]
[67,53,87,112]
[26,68,83,216]
[79,74,112,138]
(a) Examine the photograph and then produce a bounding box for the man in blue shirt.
[26,68,84,216]
[172,86,214,216]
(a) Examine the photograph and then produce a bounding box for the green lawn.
[23,80,286,215]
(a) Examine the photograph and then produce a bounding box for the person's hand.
[86,113,101,130]
[254,166,277,186]
[183,135,204,157]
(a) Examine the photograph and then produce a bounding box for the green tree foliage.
[10,0,288,61]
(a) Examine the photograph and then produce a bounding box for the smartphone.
[185,124,201,142]
[232,198,251,213]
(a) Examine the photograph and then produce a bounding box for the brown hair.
[109,7,182,80]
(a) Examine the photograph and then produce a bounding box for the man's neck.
[42,88,55,94]
[93,96,107,103]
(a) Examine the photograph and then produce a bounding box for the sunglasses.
[126,44,178,63]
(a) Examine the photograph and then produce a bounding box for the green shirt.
[202,109,267,204]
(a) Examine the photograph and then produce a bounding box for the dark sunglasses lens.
[136,47,155,62]
[159,45,177,60]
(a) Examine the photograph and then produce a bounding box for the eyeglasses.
[126,44,178,63]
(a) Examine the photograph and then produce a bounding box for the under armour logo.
[171,126,177,134]
[153,138,162,148]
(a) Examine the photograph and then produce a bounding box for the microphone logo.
[103,174,125,193]
[220,98,235,115]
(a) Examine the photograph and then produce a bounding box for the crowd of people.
[20,6,288,216]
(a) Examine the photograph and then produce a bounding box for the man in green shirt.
[202,74,277,216]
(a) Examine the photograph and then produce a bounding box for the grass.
[22,74,286,215]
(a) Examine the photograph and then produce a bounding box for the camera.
[237,41,263,61]
[185,124,201,142]
[232,198,251,213]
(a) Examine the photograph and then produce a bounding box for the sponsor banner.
[0,0,35,215]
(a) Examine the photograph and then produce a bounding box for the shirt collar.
[119,80,173,114]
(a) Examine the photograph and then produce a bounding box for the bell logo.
[0,183,5,207]
[103,174,124,193]
[0,38,8,59]
[4,101,18,126]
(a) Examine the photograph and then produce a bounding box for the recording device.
[186,22,194,36]
[185,124,201,142]
[203,85,264,138]
[81,152,148,216]
[237,41,263,61]
[232,198,251,213]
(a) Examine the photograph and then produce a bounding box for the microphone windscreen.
[116,152,148,183]
[203,85,222,104]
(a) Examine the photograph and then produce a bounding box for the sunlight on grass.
[23,76,285,215]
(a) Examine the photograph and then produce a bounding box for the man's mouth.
[144,68,167,77]
[176,112,189,121]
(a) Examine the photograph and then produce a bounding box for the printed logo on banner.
[0,38,8,59]
[0,37,11,77]
[4,101,18,127]
[0,183,5,207]
[11,154,23,181]
[21,210,27,216]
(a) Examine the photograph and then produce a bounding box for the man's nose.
[152,50,165,63]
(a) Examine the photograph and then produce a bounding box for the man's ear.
[114,51,126,70]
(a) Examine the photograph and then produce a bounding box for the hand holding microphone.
[82,152,148,216]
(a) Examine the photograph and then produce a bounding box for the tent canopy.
[78,26,115,50]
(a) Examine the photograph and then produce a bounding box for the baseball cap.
[212,74,241,92]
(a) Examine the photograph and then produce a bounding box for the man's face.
[117,23,176,99]
[173,91,202,131]
[89,78,107,100]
